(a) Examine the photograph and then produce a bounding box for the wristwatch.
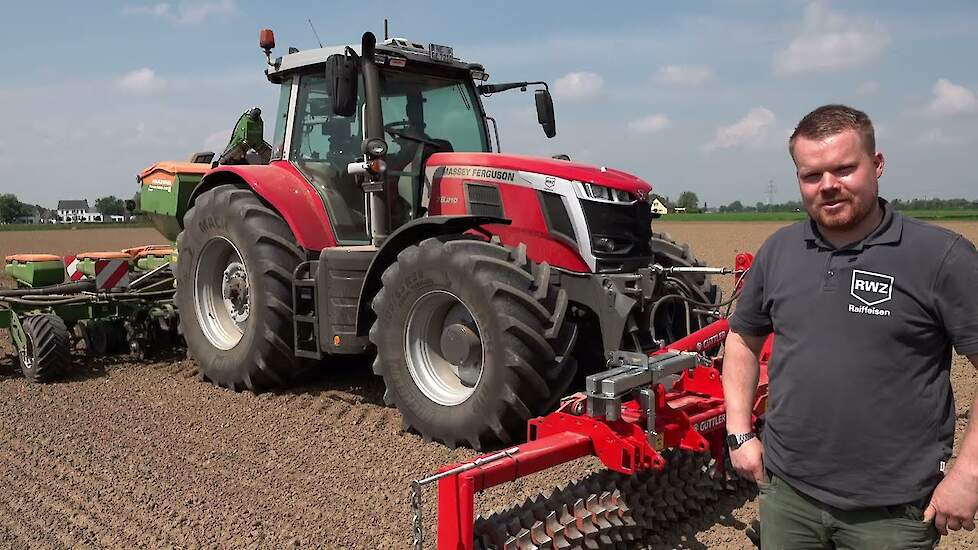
[726,432,757,450]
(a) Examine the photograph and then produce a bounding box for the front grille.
[579,200,653,272]
[465,183,504,218]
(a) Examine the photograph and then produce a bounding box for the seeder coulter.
[1,246,181,381]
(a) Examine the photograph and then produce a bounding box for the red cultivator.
[415,253,771,549]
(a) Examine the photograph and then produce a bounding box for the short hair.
[789,104,876,158]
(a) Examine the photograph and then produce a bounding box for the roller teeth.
[476,450,756,549]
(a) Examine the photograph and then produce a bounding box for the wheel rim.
[194,237,250,350]
[404,290,484,406]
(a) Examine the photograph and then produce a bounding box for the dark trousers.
[759,471,939,550]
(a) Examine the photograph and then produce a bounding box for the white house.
[57,200,89,223]
[79,211,103,223]
[649,198,668,217]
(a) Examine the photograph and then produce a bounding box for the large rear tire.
[175,184,303,392]
[370,238,578,450]
[19,314,71,383]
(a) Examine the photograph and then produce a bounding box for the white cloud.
[123,3,170,17]
[918,129,961,146]
[703,107,777,151]
[117,68,165,93]
[773,2,889,76]
[856,81,880,96]
[553,72,604,101]
[655,65,714,86]
[124,0,233,25]
[628,114,672,134]
[923,78,978,117]
[204,130,231,153]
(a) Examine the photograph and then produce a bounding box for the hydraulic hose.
[0,280,95,297]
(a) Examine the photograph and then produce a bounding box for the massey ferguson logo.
[850,269,893,306]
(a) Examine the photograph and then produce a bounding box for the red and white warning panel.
[63,255,85,281]
[95,259,130,290]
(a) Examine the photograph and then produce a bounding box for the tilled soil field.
[1,223,977,549]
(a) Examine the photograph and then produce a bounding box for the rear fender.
[355,215,510,335]
[188,162,336,251]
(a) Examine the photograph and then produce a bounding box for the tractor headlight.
[580,182,634,203]
[582,182,612,201]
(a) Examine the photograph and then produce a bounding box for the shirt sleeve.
[933,236,978,356]
[729,240,774,336]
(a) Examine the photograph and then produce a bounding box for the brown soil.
[0,223,976,549]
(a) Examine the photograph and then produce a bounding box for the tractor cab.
[262,31,555,245]
[265,36,494,243]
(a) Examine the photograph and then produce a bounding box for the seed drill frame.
[1,248,181,381]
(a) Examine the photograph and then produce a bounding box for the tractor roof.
[265,37,485,82]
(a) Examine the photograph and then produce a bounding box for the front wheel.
[370,238,578,450]
[175,184,303,392]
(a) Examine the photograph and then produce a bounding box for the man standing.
[723,104,978,548]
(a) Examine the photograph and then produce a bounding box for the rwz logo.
[850,269,894,306]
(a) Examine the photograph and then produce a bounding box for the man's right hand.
[731,437,765,483]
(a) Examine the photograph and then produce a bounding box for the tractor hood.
[427,152,652,196]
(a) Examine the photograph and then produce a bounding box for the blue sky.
[2,1,976,208]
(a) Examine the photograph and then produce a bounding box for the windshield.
[379,69,488,154]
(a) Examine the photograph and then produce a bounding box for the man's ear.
[875,151,885,178]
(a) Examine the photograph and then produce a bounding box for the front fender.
[190,162,336,251]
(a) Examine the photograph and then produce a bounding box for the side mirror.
[534,89,556,138]
[325,53,358,117]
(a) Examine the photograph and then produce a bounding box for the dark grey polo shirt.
[730,199,978,510]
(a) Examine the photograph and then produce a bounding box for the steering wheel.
[384,120,441,147]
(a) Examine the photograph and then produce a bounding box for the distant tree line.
[0,194,34,223]
[714,197,978,213]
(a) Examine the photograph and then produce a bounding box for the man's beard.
[807,192,876,231]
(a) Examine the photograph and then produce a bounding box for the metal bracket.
[585,351,697,421]
[7,310,28,364]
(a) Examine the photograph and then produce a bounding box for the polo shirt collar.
[802,198,903,251]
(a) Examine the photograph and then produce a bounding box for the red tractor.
[163,30,720,450]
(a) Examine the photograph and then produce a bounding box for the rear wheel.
[370,238,578,450]
[19,314,71,383]
[176,184,303,392]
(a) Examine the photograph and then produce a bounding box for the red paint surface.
[206,161,336,250]
[429,163,591,272]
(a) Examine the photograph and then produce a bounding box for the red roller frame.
[434,253,769,550]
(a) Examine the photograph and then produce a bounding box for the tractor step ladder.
[293,261,321,360]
